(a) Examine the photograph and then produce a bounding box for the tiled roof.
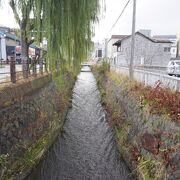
[111,35,128,39]
[29,44,40,49]
[151,38,172,43]
[113,32,172,46]
[153,35,177,40]
[108,35,129,43]
[0,31,20,41]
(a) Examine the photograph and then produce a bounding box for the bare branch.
[28,39,34,46]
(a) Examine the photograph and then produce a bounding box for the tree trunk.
[21,28,29,78]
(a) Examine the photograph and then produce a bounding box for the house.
[0,31,20,61]
[91,42,103,60]
[15,44,42,64]
[0,26,10,33]
[0,30,41,63]
[153,35,177,58]
[102,38,108,58]
[107,35,128,59]
[113,32,172,68]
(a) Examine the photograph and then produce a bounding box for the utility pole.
[129,0,137,80]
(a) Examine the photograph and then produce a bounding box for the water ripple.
[28,66,131,180]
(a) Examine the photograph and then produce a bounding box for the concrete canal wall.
[0,74,57,155]
[93,67,180,180]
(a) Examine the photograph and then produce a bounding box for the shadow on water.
[27,66,132,180]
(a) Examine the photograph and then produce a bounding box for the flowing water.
[28,66,131,180]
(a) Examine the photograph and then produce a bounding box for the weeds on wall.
[107,69,180,123]
[132,80,180,123]
[96,61,110,75]
[92,64,180,180]
[0,70,76,180]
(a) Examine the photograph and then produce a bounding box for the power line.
[106,0,131,36]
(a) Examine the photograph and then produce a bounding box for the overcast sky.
[94,0,180,42]
[0,0,180,42]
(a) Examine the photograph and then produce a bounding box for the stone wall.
[0,74,57,155]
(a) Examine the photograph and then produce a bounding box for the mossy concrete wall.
[93,69,180,180]
[0,74,57,155]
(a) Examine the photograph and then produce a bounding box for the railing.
[111,65,180,91]
[0,56,47,85]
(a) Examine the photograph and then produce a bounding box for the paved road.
[0,64,44,83]
[0,65,22,83]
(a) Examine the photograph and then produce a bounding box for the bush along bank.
[92,62,180,180]
[0,71,76,180]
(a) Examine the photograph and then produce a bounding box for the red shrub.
[133,81,180,122]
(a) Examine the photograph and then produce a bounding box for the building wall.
[170,46,177,58]
[92,42,103,59]
[5,38,19,46]
[0,37,20,60]
[168,38,177,58]
[102,38,108,58]
[107,39,119,59]
[0,38,7,60]
[153,36,177,59]
[116,34,171,67]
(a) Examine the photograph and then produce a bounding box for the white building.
[107,35,128,59]
[102,38,108,58]
[0,33,6,60]
[91,42,103,60]
[0,31,20,61]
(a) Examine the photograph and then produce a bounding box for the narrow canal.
[28,66,131,180]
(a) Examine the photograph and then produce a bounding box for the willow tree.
[9,0,35,78]
[33,0,103,74]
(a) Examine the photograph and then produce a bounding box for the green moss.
[1,71,76,180]
[3,113,62,179]
[114,121,132,157]
[94,65,170,180]
[0,154,9,168]
[137,156,165,180]
[3,101,13,107]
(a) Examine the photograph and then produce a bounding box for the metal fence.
[0,56,47,85]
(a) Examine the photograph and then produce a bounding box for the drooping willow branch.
[33,0,105,73]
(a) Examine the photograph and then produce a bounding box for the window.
[164,47,170,52]
[117,46,121,52]
[175,61,180,65]
[98,49,102,58]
